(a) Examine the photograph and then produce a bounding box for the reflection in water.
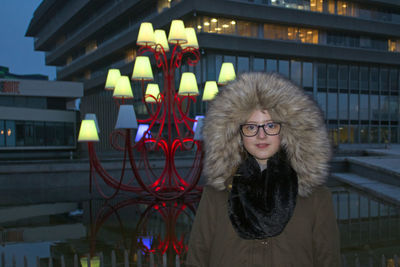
[0,187,399,266]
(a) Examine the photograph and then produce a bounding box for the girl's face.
[241,110,281,165]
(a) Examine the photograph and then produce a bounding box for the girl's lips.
[256,144,269,148]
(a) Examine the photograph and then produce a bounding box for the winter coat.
[186,72,341,266]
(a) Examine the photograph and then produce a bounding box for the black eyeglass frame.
[239,122,282,137]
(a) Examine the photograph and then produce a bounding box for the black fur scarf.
[228,150,298,239]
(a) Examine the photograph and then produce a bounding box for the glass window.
[327,64,337,88]
[389,69,398,92]
[14,96,27,107]
[302,62,313,88]
[338,65,348,89]
[253,58,265,72]
[317,92,327,116]
[349,125,359,143]
[380,127,389,143]
[207,54,218,81]
[349,94,358,120]
[360,126,368,143]
[380,68,389,93]
[339,93,348,120]
[237,20,258,37]
[267,59,277,72]
[360,67,369,91]
[65,123,75,146]
[290,60,301,85]
[34,121,45,146]
[349,66,359,90]
[0,96,13,107]
[5,120,16,147]
[370,126,379,143]
[370,67,379,91]
[317,63,327,88]
[360,94,369,120]
[370,94,379,121]
[391,127,398,143]
[238,56,249,74]
[0,120,4,147]
[278,60,289,78]
[327,92,338,120]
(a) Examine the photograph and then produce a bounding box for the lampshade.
[181,28,199,49]
[104,69,121,90]
[84,113,100,133]
[193,116,204,141]
[178,72,199,96]
[80,256,100,267]
[168,20,187,44]
[154,29,170,52]
[145,83,160,103]
[113,76,133,99]
[137,22,155,46]
[202,81,219,101]
[132,56,154,81]
[115,104,138,129]
[78,120,99,142]
[218,62,236,85]
[135,124,151,142]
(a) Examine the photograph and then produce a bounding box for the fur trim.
[202,72,331,197]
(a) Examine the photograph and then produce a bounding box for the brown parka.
[186,73,341,266]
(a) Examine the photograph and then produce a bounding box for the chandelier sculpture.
[78,20,236,200]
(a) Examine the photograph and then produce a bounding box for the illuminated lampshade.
[80,256,100,267]
[104,69,121,90]
[178,72,199,96]
[115,104,138,129]
[84,113,100,133]
[218,62,236,85]
[78,120,99,142]
[135,124,151,142]
[202,81,219,101]
[181,28,199,49]
[137,22,155,46]
[193,116,204,141]
[154,29,170,52]
[145,83,160,103]
[113,76,133,99]
[132,56,154,81]
[168,20,187,45]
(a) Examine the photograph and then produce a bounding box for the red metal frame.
[86,42,203,200]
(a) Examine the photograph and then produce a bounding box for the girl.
[186,72,340,266]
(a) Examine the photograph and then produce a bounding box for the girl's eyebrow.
[245,120,274,124]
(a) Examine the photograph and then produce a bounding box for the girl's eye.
[266,123,276,129]
[246,125,257,131]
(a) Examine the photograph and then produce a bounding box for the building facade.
[26,0,400,150]
[0,66,83,159]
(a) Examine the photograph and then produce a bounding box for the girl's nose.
[257,127,267,138]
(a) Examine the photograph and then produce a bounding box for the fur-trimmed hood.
[202,72,331,197]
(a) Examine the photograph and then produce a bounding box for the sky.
[0,0,56,80]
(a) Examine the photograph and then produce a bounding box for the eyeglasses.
[240,122,281,137]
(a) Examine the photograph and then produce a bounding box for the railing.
[1,251,399,267]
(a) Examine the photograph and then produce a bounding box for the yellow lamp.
[113,76,133,99]
[145,83,161,103]
[202,81,219,101]
[178,72,199,96]
[104,69,121,90]
[78,120,99,142]
[181,28,199,49]
[137,22,155,46]
[154,29,170,52]
[168,20,187,45]
[218,62,236,85]
[132,56,154,81]
[80,256,100,267]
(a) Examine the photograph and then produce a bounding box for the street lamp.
[79,20,235,200]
